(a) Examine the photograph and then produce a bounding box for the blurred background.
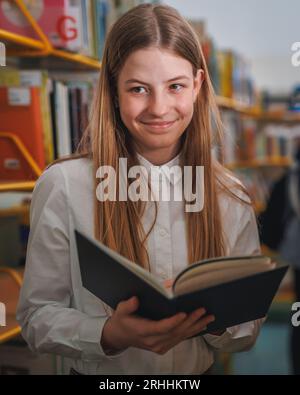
[0,0,299,375]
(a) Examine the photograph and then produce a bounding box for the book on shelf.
[49,77,93,158]
[187,19,220,94]
[52,80,71,157]
[0,69,54,164]
[0,68,96,181]
[0,85,46,181]
[75,229,288,334]
[217,50,255,106]
[221,111,296,164]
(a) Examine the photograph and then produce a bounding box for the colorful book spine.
[0,69,54,164]
[0,86,46,180]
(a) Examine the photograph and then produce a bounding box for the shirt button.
[159,229,167,237]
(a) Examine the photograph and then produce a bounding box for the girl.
[17,4,263,375]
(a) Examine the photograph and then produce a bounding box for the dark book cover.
[75,229,288,334]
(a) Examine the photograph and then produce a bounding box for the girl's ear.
[193,69,204,103]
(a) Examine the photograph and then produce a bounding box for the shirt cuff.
[203,329,232,349]
[78,316,127,360]
[203,321,255,349]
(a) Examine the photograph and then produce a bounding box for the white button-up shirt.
[17,154,263,375]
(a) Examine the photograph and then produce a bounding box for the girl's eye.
[130,86,147,94]
[129,84,184,94]
[170,84,183,92]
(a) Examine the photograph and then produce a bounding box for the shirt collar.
[136,151,182,186]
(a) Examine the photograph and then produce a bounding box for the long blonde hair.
[51,3,251,269]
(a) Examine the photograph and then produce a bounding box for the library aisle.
[0,0,299,376]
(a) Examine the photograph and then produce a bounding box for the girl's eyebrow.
[124,75,190,85]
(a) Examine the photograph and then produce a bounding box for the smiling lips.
[141,120,177,129]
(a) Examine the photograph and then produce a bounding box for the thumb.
[117,296,139,316]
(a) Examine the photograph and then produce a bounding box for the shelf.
[216,97,300,123]
[0,181,36,193]
[226,157,292,170]
[3,33,101,71]
[0,132,42,193]
[0,314,22,343]
[254,112,300,123]
[216,96,262,116]
[0,28,45,51]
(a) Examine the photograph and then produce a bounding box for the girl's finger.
[142,312,187,336]
[171,308,207,334]
[116,296,139,316]
[143,309,209,344]
[184,315,216,339]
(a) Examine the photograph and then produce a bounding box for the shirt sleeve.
[203,201,264,352]
[16,164,125,361]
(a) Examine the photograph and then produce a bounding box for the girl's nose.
[147,91,170,117]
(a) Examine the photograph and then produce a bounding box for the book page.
[175,256,271,284]
[173,257,275,296]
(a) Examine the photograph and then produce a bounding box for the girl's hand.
[100,296,215,355]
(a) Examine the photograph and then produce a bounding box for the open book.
[75,229,288,334]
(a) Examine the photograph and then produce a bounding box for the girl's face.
[117,47,203,164]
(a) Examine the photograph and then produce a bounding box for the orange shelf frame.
[0,132,43,192]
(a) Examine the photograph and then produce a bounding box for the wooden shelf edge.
[226,158,292,169]
[0,32,101,70]
[216,96,261,116]
[217,97,300,122]
[0,326,22,344]
[0,181,36,193]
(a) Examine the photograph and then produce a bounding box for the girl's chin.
[144,134,179,146]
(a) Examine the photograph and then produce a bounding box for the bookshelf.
[0,0,103,346]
